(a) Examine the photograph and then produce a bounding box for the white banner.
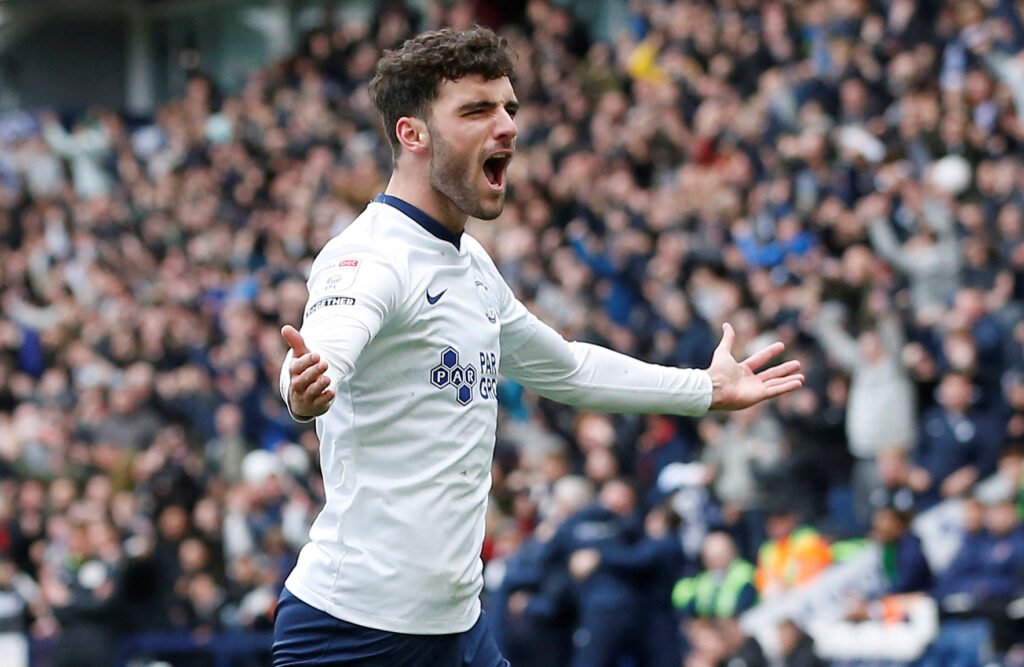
[739,545,886,655]
[738,495,965,659]
[0,634,28,667]
[911,498,965,574]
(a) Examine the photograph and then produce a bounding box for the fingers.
[756,360,802,382]
[715,322,736,355]
[292,358,328,395]
[291,362,334,417]
[741,341,785,372]
[763,374,804,390]
[763,376,805,399]
[281,325,309,356]
[304,387,336,414]
[289,351,321,378]
[292,387,335,419]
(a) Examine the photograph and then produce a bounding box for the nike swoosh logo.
[426,288,447,305]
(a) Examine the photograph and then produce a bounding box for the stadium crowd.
[1,0,1024,665]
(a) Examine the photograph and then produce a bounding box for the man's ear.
[396,117,430,154]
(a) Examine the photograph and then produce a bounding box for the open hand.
[282,325,334,418]
[707,323,804,411]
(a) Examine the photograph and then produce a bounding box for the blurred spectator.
[975,444,1024,508]
[39,112,113,201]
[0,554,46,665]
[205,403,250,483]
[39,518,118,667]
[821,499,937,663]
[870,447,918,513]
[700,405,783,560]
[865,191,960,324]
[496,475,593,667]
[777,619,825,667]
[673,531,756,621]
[546,478,645,667]
[811,293,916,528]
[909,372,1005,507]
[684,617,767,667]
[873,502,933,596]
[754,504,832,598]
[573,503,686,667]
[927,494,1024,666]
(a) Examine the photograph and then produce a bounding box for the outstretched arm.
[481,246,803,415]
[499,314,803,416]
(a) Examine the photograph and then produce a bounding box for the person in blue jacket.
[495,528,575,667]
[909,372,1005,508]
[926,496,1024,667]
[872,502,933,595]
[493,476,597,667]
[543,478,645,667]
[569,502,687,667]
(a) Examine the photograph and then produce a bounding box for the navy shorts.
[272,588,510,667]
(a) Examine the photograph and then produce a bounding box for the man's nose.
[494,108,517,142]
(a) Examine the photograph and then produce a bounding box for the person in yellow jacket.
[673,532,758,619]
[754,504,833,598]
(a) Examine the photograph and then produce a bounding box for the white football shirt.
[280,194,712,634]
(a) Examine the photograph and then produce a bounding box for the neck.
[384,169,468,235]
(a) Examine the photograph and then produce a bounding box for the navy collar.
[373,193,462,250]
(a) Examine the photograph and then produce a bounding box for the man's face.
[871,508,904,543]
[599,480,635,517]
[766,512,798,540]
[424,75,518,220]
[858,330,883,363]
[986,501,1019,536]
[939,374,973,413]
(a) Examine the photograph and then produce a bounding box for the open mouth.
[483,152,512,189]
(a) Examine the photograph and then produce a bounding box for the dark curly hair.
[369,26,515,160]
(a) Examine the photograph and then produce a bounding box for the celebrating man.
[273,26,803,667]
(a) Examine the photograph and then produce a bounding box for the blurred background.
[1,0,1023,666]
[0,0,621,113]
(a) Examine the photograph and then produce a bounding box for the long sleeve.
[279,241,403,421]
[972,413,1006,479]
[868,218,909,272]
[814,304,860,373]
[934,533,983,600]
[500,315,712,416]
[923,224,960,279]
[890,534,933,594]
[877,313,906,359]
[472,247,712,417]
[901,201,959,279]
[868,216,917,274]
[597,538,665,574]
[985,49,1024,124]
[42,121,75,157]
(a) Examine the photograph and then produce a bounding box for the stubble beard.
[428,127,504,221]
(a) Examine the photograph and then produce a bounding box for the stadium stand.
[1,0,1023,665]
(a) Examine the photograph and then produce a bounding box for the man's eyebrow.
[458,99,498,112]
[458,99,520,113]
